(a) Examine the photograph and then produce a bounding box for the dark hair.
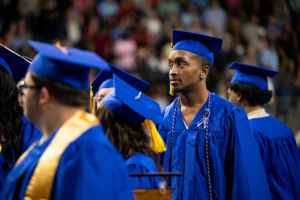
[192,54,212,69]
[0,66,23,170]
[227,82,273,106]
[96,105,163,172]
[31,73,89,107]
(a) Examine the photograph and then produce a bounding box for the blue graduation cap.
[91,63,149,95]
[0,44,31,83]
[229,62,278,90]
[28,41,107,89]
[172,30,223,66]
[102,75,166,152]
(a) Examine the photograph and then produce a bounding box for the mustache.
[170,77,181,81]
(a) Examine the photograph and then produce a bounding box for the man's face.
[168,50,202,94]
[227,88,241,106]
[96,87,114,110]
[23,72,41,123]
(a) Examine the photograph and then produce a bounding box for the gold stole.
[23,111,99,200]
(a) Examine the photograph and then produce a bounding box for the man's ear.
[39,87,51,106]
[200,65,210,80]
[237,91,243,102]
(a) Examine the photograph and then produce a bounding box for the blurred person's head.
[257,27,267,39]
[248,14,259,25]
[17,19,26,37]
[211,0,221,8]
[267,15,277,27]
[267,38,276,50]
[281,24,293,39]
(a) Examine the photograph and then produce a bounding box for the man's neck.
[38,105,86,140]
[242,105,263,115]
[179,86,208,108]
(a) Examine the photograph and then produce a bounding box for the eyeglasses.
[19,81,42,95]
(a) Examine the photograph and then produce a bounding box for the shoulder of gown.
[52,124,134,200]
[21,116,42,153]
[249,117,300,199]
[126,153,161,189]
[250,116,294,139]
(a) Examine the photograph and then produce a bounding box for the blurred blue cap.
[229,62,278,90]
[91,63,149,95]
[102,75,164,126]
[28,40,107,89]
[0,44,31,83]
[172,30,223,66]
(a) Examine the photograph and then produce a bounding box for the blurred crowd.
[0,0,300,130]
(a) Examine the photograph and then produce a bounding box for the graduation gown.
[1,124,134,200]
[21,116,42,153]
[248,109,300,200]
[0,116,42,197]
[126,153,162,189]
[158,93,271,200]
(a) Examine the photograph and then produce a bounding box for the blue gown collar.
[175,95,210,130]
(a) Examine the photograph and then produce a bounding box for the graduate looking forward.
[228,62,300,200]
[96,74,166,189]
[1,41,134,200]
[157,30,271,200]
[0,45,42,196]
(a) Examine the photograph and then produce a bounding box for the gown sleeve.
[127,164,162,189]
[52,135,134,200]
[223,108,271,200]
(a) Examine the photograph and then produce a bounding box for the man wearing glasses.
[2,41,134,200]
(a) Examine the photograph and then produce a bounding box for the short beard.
[172,87,180,95]
[172,85,193,95]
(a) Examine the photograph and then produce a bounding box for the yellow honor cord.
[90,84,93,113]
[169,83,173,96]
[144,119,166,153]
[0,145,2,153]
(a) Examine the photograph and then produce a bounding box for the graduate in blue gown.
[1,41,133,200]
[90,63,149,114]
[0,45,42,196]
[157,30,271,200]
[97,74,166,189]
[228,62,300,200]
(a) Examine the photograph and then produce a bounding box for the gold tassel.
[170,35,173,51]
[169,83,173,96]
[144,119,166,153]
[55,42,68,55]
[90,83,93,113]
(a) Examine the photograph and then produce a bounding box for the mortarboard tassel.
[169,83,173,96]
[90,83,93,113]
[144,119,166,153]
